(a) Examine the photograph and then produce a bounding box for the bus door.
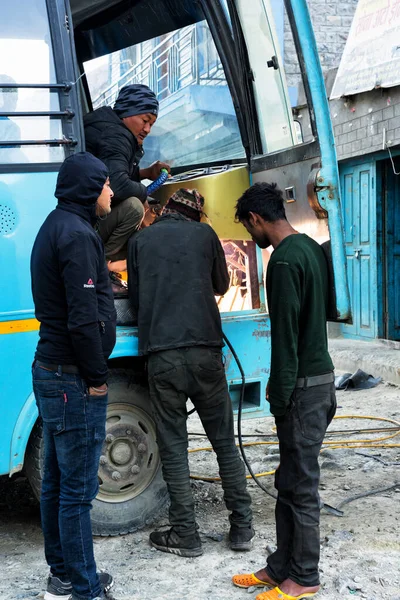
[221,0,351,323]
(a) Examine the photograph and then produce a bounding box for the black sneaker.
[229,525,255,551]
[69,572,114,600]
[45,576,72,600]
[149,528,203,557]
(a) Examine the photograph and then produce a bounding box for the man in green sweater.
[232,182,336,600]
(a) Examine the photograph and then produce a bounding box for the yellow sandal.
[256,586,318,600]
[232,573,274,589]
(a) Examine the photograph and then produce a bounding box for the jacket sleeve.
[211,230,230,296]
[96,128,148,203]
[59,232,109,387]
[266,263,301,416]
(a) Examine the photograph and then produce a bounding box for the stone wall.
[284,0,358,87]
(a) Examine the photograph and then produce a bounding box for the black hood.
[55,151,108,206]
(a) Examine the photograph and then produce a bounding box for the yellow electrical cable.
[188,415,400,482]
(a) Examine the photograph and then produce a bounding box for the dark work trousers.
[147,346,252,536]
[97,196,144,261]
[266,382,336,587]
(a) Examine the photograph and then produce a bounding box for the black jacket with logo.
[84,106,147,205]
[128,213,230,355]
[31,155,117,386]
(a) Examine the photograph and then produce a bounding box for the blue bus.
[0,0,350,535]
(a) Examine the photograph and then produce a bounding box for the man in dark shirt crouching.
[31,152,116,600]
[232,182,336,600]
[128,188,253,557]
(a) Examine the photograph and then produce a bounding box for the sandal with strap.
[232,573,274,589]
[256,586,318,600]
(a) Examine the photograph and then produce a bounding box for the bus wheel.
[25,368,168,536]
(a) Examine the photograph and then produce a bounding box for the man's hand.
[88,383,108,396]
[140,161,171,181]
[266,380,270,401]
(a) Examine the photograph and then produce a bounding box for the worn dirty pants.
[266,382,336,587]
[147,346,252,536]
[32,362,107,600]
[97,196,144,261]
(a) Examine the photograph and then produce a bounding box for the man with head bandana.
[127,189,254,558]
[84,84,170,274]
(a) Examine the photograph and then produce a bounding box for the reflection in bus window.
[0,0,64,164]
[218,240,261,312]
[0,76,20,147]
[84,21,246,168]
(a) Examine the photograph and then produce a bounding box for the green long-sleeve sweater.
[266,233,334,416]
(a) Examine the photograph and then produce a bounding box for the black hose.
[222,333,277,500]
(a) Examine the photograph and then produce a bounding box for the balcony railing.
[93,23,226,109]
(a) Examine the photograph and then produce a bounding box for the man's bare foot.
[107,259,127,273]
[254,569,279,587]
[278,578,320,597]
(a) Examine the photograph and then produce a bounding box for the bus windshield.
[83,20,246,169]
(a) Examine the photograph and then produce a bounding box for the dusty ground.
[1,382,400,600]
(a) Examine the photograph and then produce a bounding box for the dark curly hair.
[235,182,286,223]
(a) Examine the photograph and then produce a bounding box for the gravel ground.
[0,382,399,600]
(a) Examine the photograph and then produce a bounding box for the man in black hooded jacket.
[31,152,116,600]
[84,83,170,274]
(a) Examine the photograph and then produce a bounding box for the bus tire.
[25,368,168,536]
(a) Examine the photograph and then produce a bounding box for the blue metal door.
[340,162,377,339]
[384,158,400,340]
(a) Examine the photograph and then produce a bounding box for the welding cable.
[185,336,400,503]
[188,426,400,438]
[220,333,277,499]
[188,414,400,481]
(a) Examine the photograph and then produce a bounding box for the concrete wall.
[331,87,400,161]
[294,68,400,161]
[284,0,358,87]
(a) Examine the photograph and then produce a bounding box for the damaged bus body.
[0,0,350,534]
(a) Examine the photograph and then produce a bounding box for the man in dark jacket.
[31,152,116,600]
[84,83,170,274]
[128,189,253,558]
[232,182,336,600]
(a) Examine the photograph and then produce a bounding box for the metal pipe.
[285,0,351,321]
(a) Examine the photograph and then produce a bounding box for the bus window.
[233,0,297,154]
[83,21,246,168]
[0,0,64,164]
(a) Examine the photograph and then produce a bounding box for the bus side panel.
[0,171,58,475]
[222,313,271,418]
[0,330,39,475]
[113,317,272,418]
[0,171,59,316]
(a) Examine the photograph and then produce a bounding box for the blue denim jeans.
[32,362,107,600]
